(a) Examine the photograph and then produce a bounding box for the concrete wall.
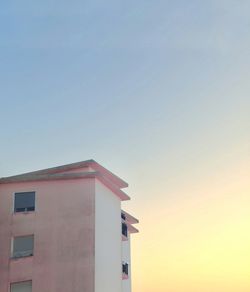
[122,235,131,292]
[95,180,122,292]
[0,178,95,292]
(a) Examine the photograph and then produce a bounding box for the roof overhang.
[122,209,139,224]
[1,160,128,189]
[0,160,130,201]
[127,223,139,234]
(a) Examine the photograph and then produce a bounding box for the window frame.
[121,212,126,220]
[122,262,129,275]
[11,234,34,259]
[13,191,36,214]
[122,222,128,238]
[10,280,32,292]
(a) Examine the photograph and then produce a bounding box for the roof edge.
[127,223,139,234]
[0,171,130,202]
[122,210,139,224]
[0,172,98,184]
[97,176,130,201]
[1,159,128,189]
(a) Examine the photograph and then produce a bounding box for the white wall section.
[95,179,122,292]
[122,234,131,292]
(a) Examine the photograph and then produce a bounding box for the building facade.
[0,160,138,292]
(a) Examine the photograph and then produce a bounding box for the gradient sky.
[1,1,250,291]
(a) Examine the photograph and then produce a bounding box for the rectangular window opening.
[12,235,34,258]
[122,223,128,237]
[14,192,35,213]
[122,262,129,276]
[121,213,126,220]
[11,281,32,292]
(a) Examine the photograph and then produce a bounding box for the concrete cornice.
[127,223,139,234]
[0,170,130,201]
[122,209,139,224]
[0,171,98,184]
[0,159,128,189]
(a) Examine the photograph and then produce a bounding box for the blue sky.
[0,1,249,180]
[1,1,250,291]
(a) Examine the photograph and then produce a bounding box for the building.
[0,160,139,292]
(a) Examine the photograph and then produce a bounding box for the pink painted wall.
[0,178,95,292]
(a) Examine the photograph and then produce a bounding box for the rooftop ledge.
[0,160,130,201]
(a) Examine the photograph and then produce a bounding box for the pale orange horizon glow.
[130,160,250,292]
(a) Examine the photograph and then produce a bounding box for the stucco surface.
[95,180,122,292]
[0,178,95,292]
[122,235,132,292]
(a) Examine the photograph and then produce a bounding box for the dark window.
[12,235,34,258]
[14,192,35,213]
[122,263,129,275]
[122,223,128,237]
[11,281,32,292]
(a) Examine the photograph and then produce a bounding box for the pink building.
[0,160,138,292]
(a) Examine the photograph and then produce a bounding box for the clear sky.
[1,1,250,291]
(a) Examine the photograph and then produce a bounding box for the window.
[12,235,34,258]
[11,281,32,292]
[14,192,35,213]
[122,223,128,237]
[122,262,129,276]
[121,213,126,220]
